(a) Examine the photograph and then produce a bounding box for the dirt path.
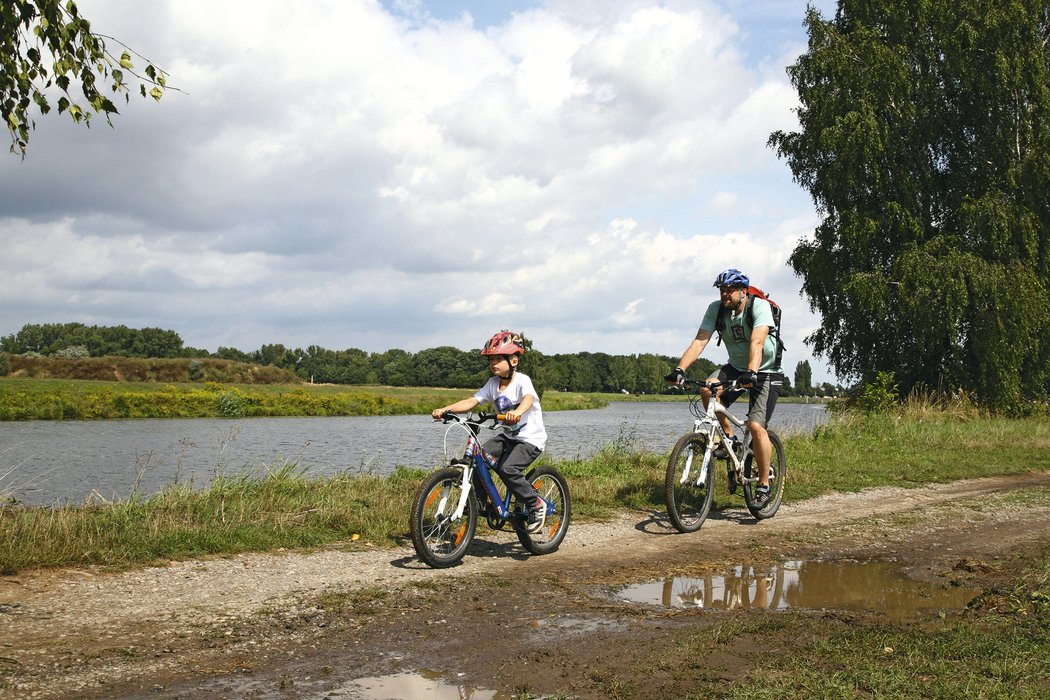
[3,471,1049,699]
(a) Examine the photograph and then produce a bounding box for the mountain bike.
[664,377,786,533]
[409,412,571,568]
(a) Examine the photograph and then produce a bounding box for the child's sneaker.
[527,497,547,533]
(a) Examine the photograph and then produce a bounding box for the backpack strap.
[715,305,724,346]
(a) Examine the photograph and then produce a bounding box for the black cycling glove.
[665,367,685,383]
[739,370,758,387]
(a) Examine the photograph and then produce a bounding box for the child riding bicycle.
[666,268,784,508]
[431,330,548,532]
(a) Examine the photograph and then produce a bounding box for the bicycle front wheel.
[664,433,715,533]
[409,467,478,568]
[743,430,786,519]
[514,466,571,555]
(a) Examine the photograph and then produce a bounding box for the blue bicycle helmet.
[713,268,749,288]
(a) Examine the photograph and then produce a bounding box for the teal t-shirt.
[700,297,781,373]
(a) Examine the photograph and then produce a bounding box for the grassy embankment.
[0,376,608,420]
[0,355,611,419]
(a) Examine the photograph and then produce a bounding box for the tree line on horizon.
[0,322,841,397]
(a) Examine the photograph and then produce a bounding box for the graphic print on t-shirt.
[495,393,524,432]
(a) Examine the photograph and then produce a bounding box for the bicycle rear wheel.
[664,433,715,533]
[743,430,786,519]
[514,466,571,555]
[409,467,478,568]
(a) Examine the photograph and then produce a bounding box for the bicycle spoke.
[411,468,478,567]
[665,433,714,533]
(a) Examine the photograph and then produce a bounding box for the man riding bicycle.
[666,268,783,508]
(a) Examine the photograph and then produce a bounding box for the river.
[0,402,829,505]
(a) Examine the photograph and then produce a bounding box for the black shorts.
[707,364,782,428]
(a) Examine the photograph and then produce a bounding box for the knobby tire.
[664,432,715,533]
[409,467,478,568]
[514,465,571,555]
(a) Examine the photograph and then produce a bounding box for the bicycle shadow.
[635,506,762,535]
[389,536,532,569]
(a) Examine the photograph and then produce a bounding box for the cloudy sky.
[1,0,841,384]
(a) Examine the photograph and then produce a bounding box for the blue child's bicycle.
[409,411,571,568]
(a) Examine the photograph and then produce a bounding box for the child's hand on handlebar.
[502,410,521,425]
[431,408,450,420]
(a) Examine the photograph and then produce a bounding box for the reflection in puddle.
[614,560,978,621]
[340,669,511,699]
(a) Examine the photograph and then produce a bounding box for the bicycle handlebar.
[678,378,742,392]
[677,372,777,392]
[436,411,507,425]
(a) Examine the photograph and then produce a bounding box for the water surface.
[0,401,828,505]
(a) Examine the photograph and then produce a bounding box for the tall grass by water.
[0,463,426,574]
[1,398,1047,574]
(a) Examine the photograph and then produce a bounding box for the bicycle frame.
[664,376,787,532]
[442,413,552,522]
[680,380,758,489]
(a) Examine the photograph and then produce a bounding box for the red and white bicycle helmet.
[481,330,526,356]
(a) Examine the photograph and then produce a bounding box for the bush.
[0,352,9,377]
[53,345,91,359]
[6,355,301,384]
[217,391,247,417]
[831,371,900,416]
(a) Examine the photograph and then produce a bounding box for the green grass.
[782,410,1050,502]
[0,463,426,573]
[1,405,1047,574]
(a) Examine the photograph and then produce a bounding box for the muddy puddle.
[336,669,509,699]
[613,560,978,620]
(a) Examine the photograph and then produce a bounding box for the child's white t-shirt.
[473,372,547,450]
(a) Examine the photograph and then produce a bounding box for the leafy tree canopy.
[1,322,186,358]
[794,360,813,394]
[770,0,1050,410]
[2,0,169,155]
